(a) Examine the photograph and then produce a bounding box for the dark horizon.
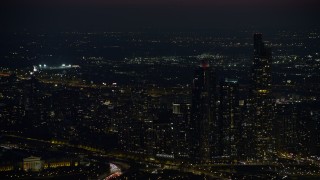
[1,0,320,32]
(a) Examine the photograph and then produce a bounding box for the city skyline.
[1,1,320,178]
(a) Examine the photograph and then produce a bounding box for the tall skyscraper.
[274,102,299,152]
[219,79,240,160]
[172,102,191,158]
[250,33,275,162]
[23,76,41,129]
[252,33,272,96]
[191,60,217,161]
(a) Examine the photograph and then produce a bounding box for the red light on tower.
[200,60,209,69]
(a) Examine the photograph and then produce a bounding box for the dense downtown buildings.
[1,30,320,179]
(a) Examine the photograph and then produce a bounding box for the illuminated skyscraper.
[172,102,191,158]
[274,102,299,152]
[252,33,272,95]
[251,33,275,162]
[23,76,41,129]
[219,79,240,160]
[191,60,217,161]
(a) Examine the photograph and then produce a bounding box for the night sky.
[1,0,320,32]
[2,0,320,6]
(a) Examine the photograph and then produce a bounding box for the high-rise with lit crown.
[190,60,217,161]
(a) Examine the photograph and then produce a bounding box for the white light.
[62,64,66,67]
[44,64,47,67]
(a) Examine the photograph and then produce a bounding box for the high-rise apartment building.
[219,79,240,160]
[251,33,275,162]
[191,60,217,161]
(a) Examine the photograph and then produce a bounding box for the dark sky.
[1,0,319,32]
[2,0,319,6]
